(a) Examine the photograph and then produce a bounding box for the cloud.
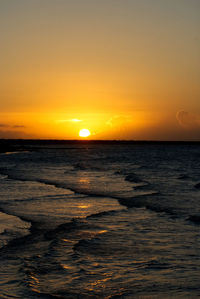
[13,125,26,128]
[0,124,9,128]
[0,124,28,138]
[0,123,26,129]
[176,111,200,129]
[0,130,32,139]
[56,119,82,123]
[106,115,132,127]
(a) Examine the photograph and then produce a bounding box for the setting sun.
[79,129,91,138]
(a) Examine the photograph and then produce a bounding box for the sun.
[79,128,91,138]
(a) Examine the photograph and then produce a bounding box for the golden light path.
[79,128,91,138]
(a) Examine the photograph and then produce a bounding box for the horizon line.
[1,138,200,143]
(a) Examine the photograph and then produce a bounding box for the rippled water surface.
[0,141,200,298]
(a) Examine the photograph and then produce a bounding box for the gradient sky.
[0,0,200,140]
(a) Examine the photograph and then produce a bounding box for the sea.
[0,140,200,298]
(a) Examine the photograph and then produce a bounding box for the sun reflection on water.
[79,205,90,209]
[79,177,90,185]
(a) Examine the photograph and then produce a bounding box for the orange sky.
[0,0,200,140]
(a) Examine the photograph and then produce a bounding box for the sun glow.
[79,128,91,138]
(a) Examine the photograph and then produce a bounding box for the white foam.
[0,211,31,248]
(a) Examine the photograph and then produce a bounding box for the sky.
[0,0,200,140]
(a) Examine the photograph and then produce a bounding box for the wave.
[5,193,87,204]
[3,151,30,155]
[0,208,31,250]
[118,192,177,217]
[28,290,64,299]
[0,169,74,192]
[0,169,176,220]
[125,173,143,183]
[72,162,105,172]
[0,164,189,222]
[194,182,200,189]
[0,174,8,180]
[30,288,102,298]
[86,209,124,219]
[188,214,200,224]
[177,174,191,180]
[144,259,173,270]
[0,167,157,201]
[44,218,87,241]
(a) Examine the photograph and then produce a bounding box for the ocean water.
[0,141,200,298]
